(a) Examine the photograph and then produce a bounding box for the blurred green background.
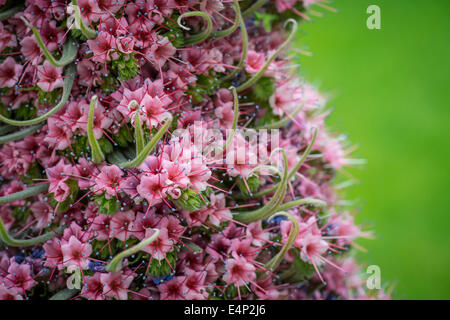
[293,0,450,299]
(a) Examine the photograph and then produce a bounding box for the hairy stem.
[233,150,288,223]
[22,17,77,67]
[134,108,145,155]
[0,124,44,144]
[221,8,248,82]
[87,95,105,164]
[0,64,75,126]
[0,183,49,204]
[251,127,318,198]
[212,0,241,39]
[242,0,269,18]
[265,211,299,272]
[116,115,172,168]
[106,229,160,272]
[71,0,97,39]
[0,218,66,247]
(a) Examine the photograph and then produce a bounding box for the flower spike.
[237,19,298,92]
[0,124,43,144]
[0,64,75,126]
[106,229,160,272]
[178,11,213,46]
[87,95,105,164]
[212,0,241,40]
[115,114,173,168]
[264,211,299,272]
[21,17,78,68]
[0,217,67,247]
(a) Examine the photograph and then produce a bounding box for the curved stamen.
[236,19,298,92]
[106,229,160,272]
[21,17,78,68]
[0,64,75,126]
[178,11,213,46]
[87,95,105,164]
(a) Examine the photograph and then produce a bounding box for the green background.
[293,0,450,299]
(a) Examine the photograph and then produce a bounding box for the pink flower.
[116,36,135,54]
[20,36,42,65]
[111,210,135,242]
[40,20,64,52]
[4,261,38,292]
[137,173,169,205]
[93,165,124,199]
[43,238,64,270]
[61,235,93,270]
[76,0,102,25]
[147,35,176,67]
[77,60,103,87]
[142,228,174,261]
[81,273,105,300]
[223,254,256,287]
[158,276,188,300]
[37,61,64,92]
[0,57,22,88]
[87,31,116,63]
[0,283,23,300]
[245,50,266,74]
[44,117,73,150]
[100,272,134,300]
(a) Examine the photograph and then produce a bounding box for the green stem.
[106,229,160,272]
[21,17,78,68]
[0,183,49,204]
[0,125,15,135]
[133,107,145,155]
[0,64,75,126]
[178,11,213,46]
[242,0,269,18]
[264,211,299,272]
[71,0,97,39]
[0,218,66,247]
[233,150,288,223]
[212,0,241,39]
[0,124,43,144]
[0,6,24,21]
[49,288,79,300]
[236,19,298,92]
[221,8,248,82]
[116,115,172,168]
[87,95,105,164]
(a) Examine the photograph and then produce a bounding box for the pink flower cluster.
[0,0,388,300]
